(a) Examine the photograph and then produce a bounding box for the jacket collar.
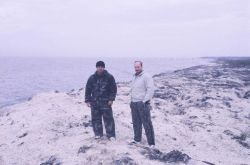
[134,70,143,77]
[95,70,108,77]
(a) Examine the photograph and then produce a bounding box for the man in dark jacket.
[85,61,117,140]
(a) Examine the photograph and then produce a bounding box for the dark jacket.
[85,70,117,103]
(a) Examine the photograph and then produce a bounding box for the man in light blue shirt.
[130,61,155,147]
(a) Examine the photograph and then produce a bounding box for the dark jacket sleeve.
[108,75,117,101]
[85,76,93,103]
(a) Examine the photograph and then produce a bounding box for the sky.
[0,0,249,58]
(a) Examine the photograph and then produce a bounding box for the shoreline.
[0,57,215,110]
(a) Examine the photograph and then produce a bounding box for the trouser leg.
[138,102,155,145]
[102,104,116,138]
[91,105,103,137]
[130,102,142,142]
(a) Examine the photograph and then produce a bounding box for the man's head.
[96,61,105,74]
[134,61,143,74]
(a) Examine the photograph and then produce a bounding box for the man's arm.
[109,75,117,101]
[143,74,155,103]
[85,76,93,103]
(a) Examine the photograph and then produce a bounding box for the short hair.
[96,61,105,68]
[134,60,143,67]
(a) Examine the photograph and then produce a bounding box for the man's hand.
[86,102,91,107]
[108,101,113,106]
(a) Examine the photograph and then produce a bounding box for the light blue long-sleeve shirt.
[130,71,155,103]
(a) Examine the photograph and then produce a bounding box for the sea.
[0,57,212,109]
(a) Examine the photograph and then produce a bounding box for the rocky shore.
[0,58,249,165]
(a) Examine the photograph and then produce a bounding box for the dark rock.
[235,92,242,98]
[82,121,92,127]
[223,130,250,149]
[153,73,168,78]
[237,140,250,149]
[18,142,24,146]
[18,132,28,138]
[40,156,61,165]
[78,145,91,154]
[169,108,186,115]
[212,81,242,89]
[202,160,216,165]
[223,130,234,136]
[245,114,250,120]
[232,133,247,141]
[154,86,180,101]
[194,101,213,109]
[201,97,212,102]
[112,156,137,165]
[141,148,191,164]
[68,120,92,129]
[211,70,222,78]
[243,91,250,99]
[223,101,231,108]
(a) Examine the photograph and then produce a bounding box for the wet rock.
[78,145,91,154]
[40,156,61,165]
[141,148,191,164]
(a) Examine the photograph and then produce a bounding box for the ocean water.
[0,57,212,108]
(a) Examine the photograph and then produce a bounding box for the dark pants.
[91,101,116,138]
[130,101,155,145]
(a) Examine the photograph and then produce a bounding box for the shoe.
[109,137,116,141]
[149,145,155,149]
[94,136,101,139]
[128,140,140,145]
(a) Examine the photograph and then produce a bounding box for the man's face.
[134,62,143,74]
[96,66,105,74]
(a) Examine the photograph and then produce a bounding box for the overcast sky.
[0,0,249,58]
